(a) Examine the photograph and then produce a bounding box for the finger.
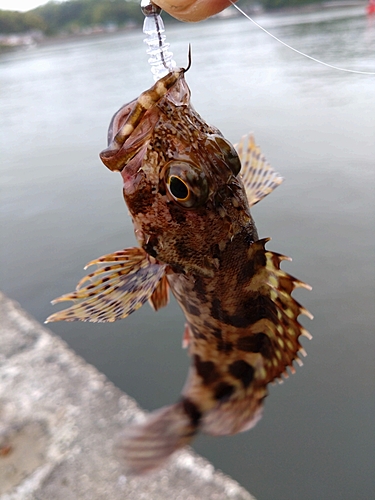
[155,0,235,22]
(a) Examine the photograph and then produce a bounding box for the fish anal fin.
[235,133,283,207]
[182,323,192,349]
[46,247,166,323]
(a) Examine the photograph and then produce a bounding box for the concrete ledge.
[0,292,255,500]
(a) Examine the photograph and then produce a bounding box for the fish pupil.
[169,176,189,200]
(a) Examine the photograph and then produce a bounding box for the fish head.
[100,70,255,276]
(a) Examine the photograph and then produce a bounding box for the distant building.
[0,30,44,49]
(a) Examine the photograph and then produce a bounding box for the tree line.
[0,0,330,36]
[0,0,144,35]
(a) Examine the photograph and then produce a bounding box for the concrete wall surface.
[0,292,256,500]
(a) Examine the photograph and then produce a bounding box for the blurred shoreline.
[0,1,366,54]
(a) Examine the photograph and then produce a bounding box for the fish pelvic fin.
[115,399,199,475]
[148,274,170,311]
[235,133,283,207]
[45,247,167,323]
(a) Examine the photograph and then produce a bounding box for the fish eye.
[164,161,209,209]
[168,175,189,201]
[213,136,241,176]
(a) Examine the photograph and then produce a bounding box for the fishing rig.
[141,0,374,76]
[141,0,176,81]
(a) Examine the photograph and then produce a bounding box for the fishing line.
[229,0,375,75]
[152,7,168,69]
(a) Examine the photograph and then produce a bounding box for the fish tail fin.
[114,398,200,475]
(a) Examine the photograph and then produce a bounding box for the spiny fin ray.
[46,247,167,323]
[245,238,312,383]
[235,134,283,206]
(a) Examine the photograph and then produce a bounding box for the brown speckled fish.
[46,68,312,474]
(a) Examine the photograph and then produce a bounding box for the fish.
[46,67,312,475]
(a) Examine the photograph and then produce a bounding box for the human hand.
[155,0,236,22]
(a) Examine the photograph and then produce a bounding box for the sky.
[0,0,66,11]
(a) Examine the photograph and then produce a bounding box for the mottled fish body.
[47,69,311,474]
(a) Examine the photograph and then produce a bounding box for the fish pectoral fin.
[148,274,170,311]
[235,133,283,207]
[45,247,167,323]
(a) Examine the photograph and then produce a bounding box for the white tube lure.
[141,0,176,81]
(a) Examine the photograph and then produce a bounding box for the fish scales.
[47,68,311,474]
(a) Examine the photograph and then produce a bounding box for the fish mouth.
[121,145,147,195]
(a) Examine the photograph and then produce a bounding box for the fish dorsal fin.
[46,247,167,323]
[235,134,283,207]
[246,238,313,383]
